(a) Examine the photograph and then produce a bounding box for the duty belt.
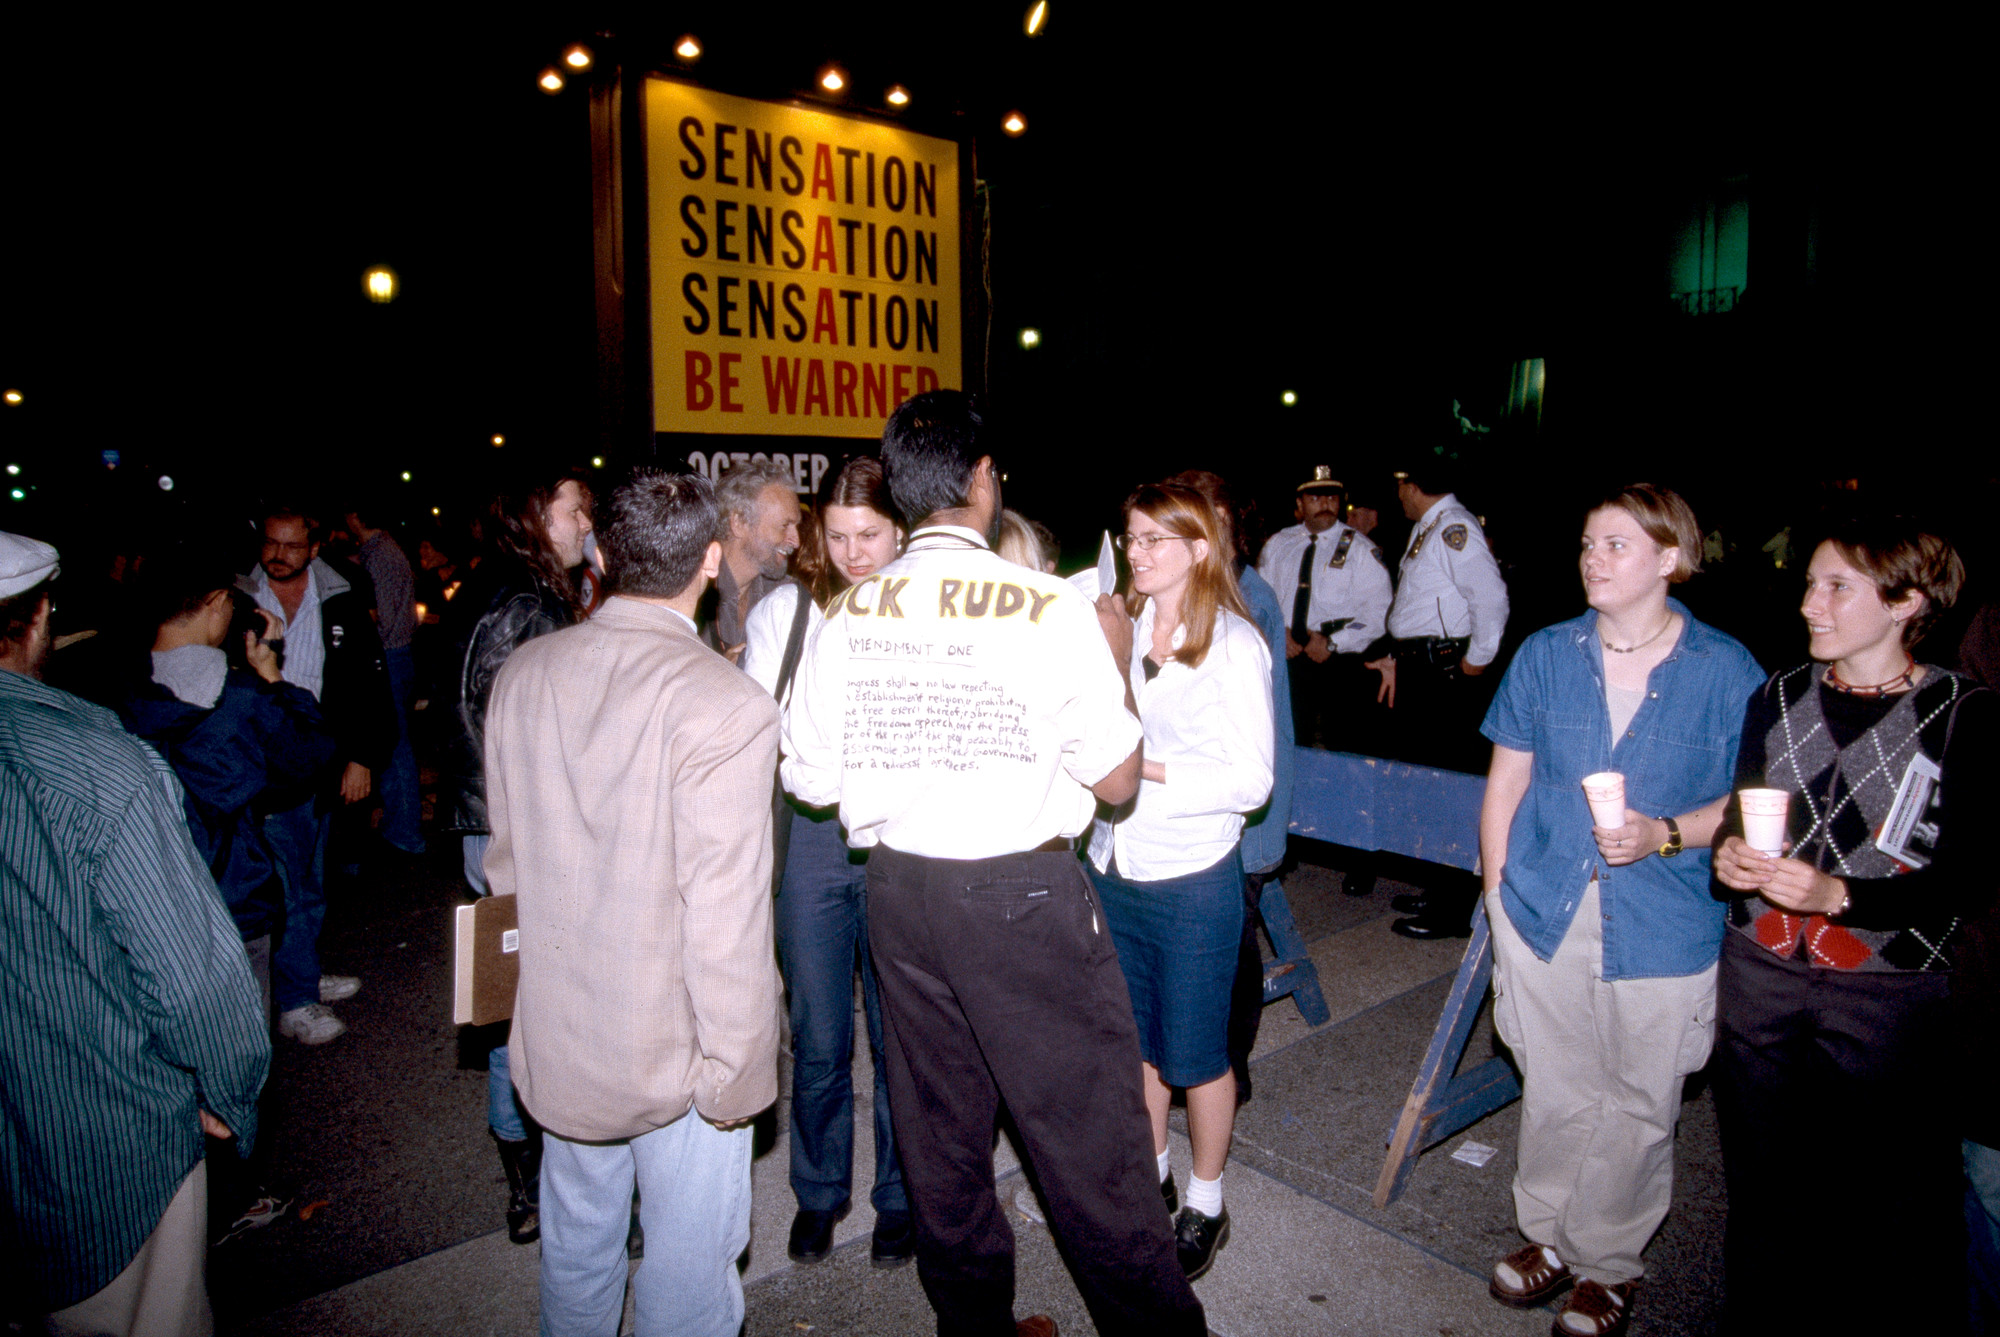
[1390,636,1470,669]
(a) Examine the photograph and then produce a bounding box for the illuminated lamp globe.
[564,45,592,70]
[591,456,605,468]
[1002,111,1027,136]
[676,35,702,61]
[538,67,564,94]
[491,434,505,446]
[3,390,20,405]
[886,85,910,107]
[401,471,412,482]
[1281,390,1297,406]
[364,266,398,303]
[1018,328,1041,349]
[820,66,846,93]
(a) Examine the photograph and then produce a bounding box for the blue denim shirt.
[1480,602,1763,979]
[1236,565,1295,876]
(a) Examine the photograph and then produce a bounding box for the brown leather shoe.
[1489,1242,1572,1308]
[1015,1318,1057,1337]
[1551,1279,1635,1337]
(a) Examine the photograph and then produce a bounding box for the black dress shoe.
[870,1210,915,1269]
[1161,1174,1179,1218]
[1174,1205,1230,1280]
[787,1207,843,1264]
[1391,915,1472,941]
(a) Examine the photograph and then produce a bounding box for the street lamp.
[564,45,592,70]
[1002,111,1027,136]
[364,266,398,303]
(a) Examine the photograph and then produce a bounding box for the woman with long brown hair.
[1087,481,1274,1281]
[741,456,915,1269]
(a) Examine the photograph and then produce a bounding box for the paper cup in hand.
[1739,788,1791,856]
[1581,772,1626,829]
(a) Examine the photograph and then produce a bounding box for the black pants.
[867,845,1206,1337]
[1288,651,1385,755]
[1384,652,1491,774]
[1713,931,1964,1334]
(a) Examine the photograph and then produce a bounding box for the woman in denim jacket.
[1476,484,1763,1337]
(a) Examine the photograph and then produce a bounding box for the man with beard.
[239,505,395,1043]
[708,459,801,662]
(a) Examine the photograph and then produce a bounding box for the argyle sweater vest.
[1729,664,1969,973]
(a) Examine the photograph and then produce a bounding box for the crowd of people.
[4,389,1999,1337]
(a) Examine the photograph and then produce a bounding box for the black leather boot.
[495,1130,541,1245]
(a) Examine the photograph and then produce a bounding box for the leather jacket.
[436,558,575,833]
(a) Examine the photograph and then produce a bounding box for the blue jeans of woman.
[464,832,531,1142]
[776,807,905,1216]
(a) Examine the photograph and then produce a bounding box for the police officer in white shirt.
[1366,461,1508,938]
[1256,466,1392,750]
[782,393,1207,1337]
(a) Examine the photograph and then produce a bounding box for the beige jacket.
[485,597,782,1141]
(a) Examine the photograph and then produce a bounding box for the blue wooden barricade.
[1283,749,1521,1208]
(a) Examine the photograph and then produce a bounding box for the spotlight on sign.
[1281,390,1298,406]
[364,266,398,303]
[819,66,847,94]
[1018,328,1041,349]
[564,45,592,70]
[886,85,910,107]
[1026,2,1049,35]
[491,434,505,446]
[1002,111,1027,136]
[538,66,565,94]
[675,34,702,61]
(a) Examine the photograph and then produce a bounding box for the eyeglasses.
[1115,533,1191,553]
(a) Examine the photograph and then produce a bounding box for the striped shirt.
[1,669,270,1310]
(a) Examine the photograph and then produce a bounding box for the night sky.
[3,8,1987,638]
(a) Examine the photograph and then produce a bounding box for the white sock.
[1156,1148,1172,1183]
[1185,1172,1223,1218]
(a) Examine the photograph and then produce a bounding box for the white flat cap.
[0,531,60,598]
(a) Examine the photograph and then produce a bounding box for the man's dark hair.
[599,469,723,599]
[1,578,55,647]
[346,499,393,532]
[486,466,592,621]
[138,543,241,628]
[1397,460,1457,498]
[258,504,323,544]
[880,390,990,526]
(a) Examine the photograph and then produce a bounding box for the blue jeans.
[1970,1140,2000,1335]
[464,833,531,1141]
[379,645,425,853]
[775,808,906,1216]
[265,798,330,1013]
[540,1114,752,1337]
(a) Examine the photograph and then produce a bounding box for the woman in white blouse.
[741,458,918,1268]
[1089,481,1275,1281]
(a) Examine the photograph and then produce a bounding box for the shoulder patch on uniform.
[1442,524,1469,551]
[1372,545,1388,565]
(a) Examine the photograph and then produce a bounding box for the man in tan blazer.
[484,469,781,1337]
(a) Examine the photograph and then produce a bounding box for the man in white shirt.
[1256,465,1393,751]
[1366,463,1509,939]
[784,392,1207,1337]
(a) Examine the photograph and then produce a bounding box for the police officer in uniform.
[1366,461,1509,938]
[783,392,1206,1337]
[1256,466,1393,752]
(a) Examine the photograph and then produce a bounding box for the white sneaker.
[278,1003,348,1044]
[318,974,361,1003]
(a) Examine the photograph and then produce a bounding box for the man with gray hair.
[708,458,800,660]
[484,470,782,1335]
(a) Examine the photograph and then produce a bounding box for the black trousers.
[1713,931,1964,1334]
[1384,652,1491,775]
[867,844,1207,1337]
[1288,651,1386,755]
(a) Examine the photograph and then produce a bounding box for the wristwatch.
[1656,816,1684,858]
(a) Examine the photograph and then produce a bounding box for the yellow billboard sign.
[647,80,962,438]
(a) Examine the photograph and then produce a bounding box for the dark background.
[3,7,1988,671]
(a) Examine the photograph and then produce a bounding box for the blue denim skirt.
[1090,846,1245,1088]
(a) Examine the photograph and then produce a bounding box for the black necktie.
[1291,536,1316,644]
